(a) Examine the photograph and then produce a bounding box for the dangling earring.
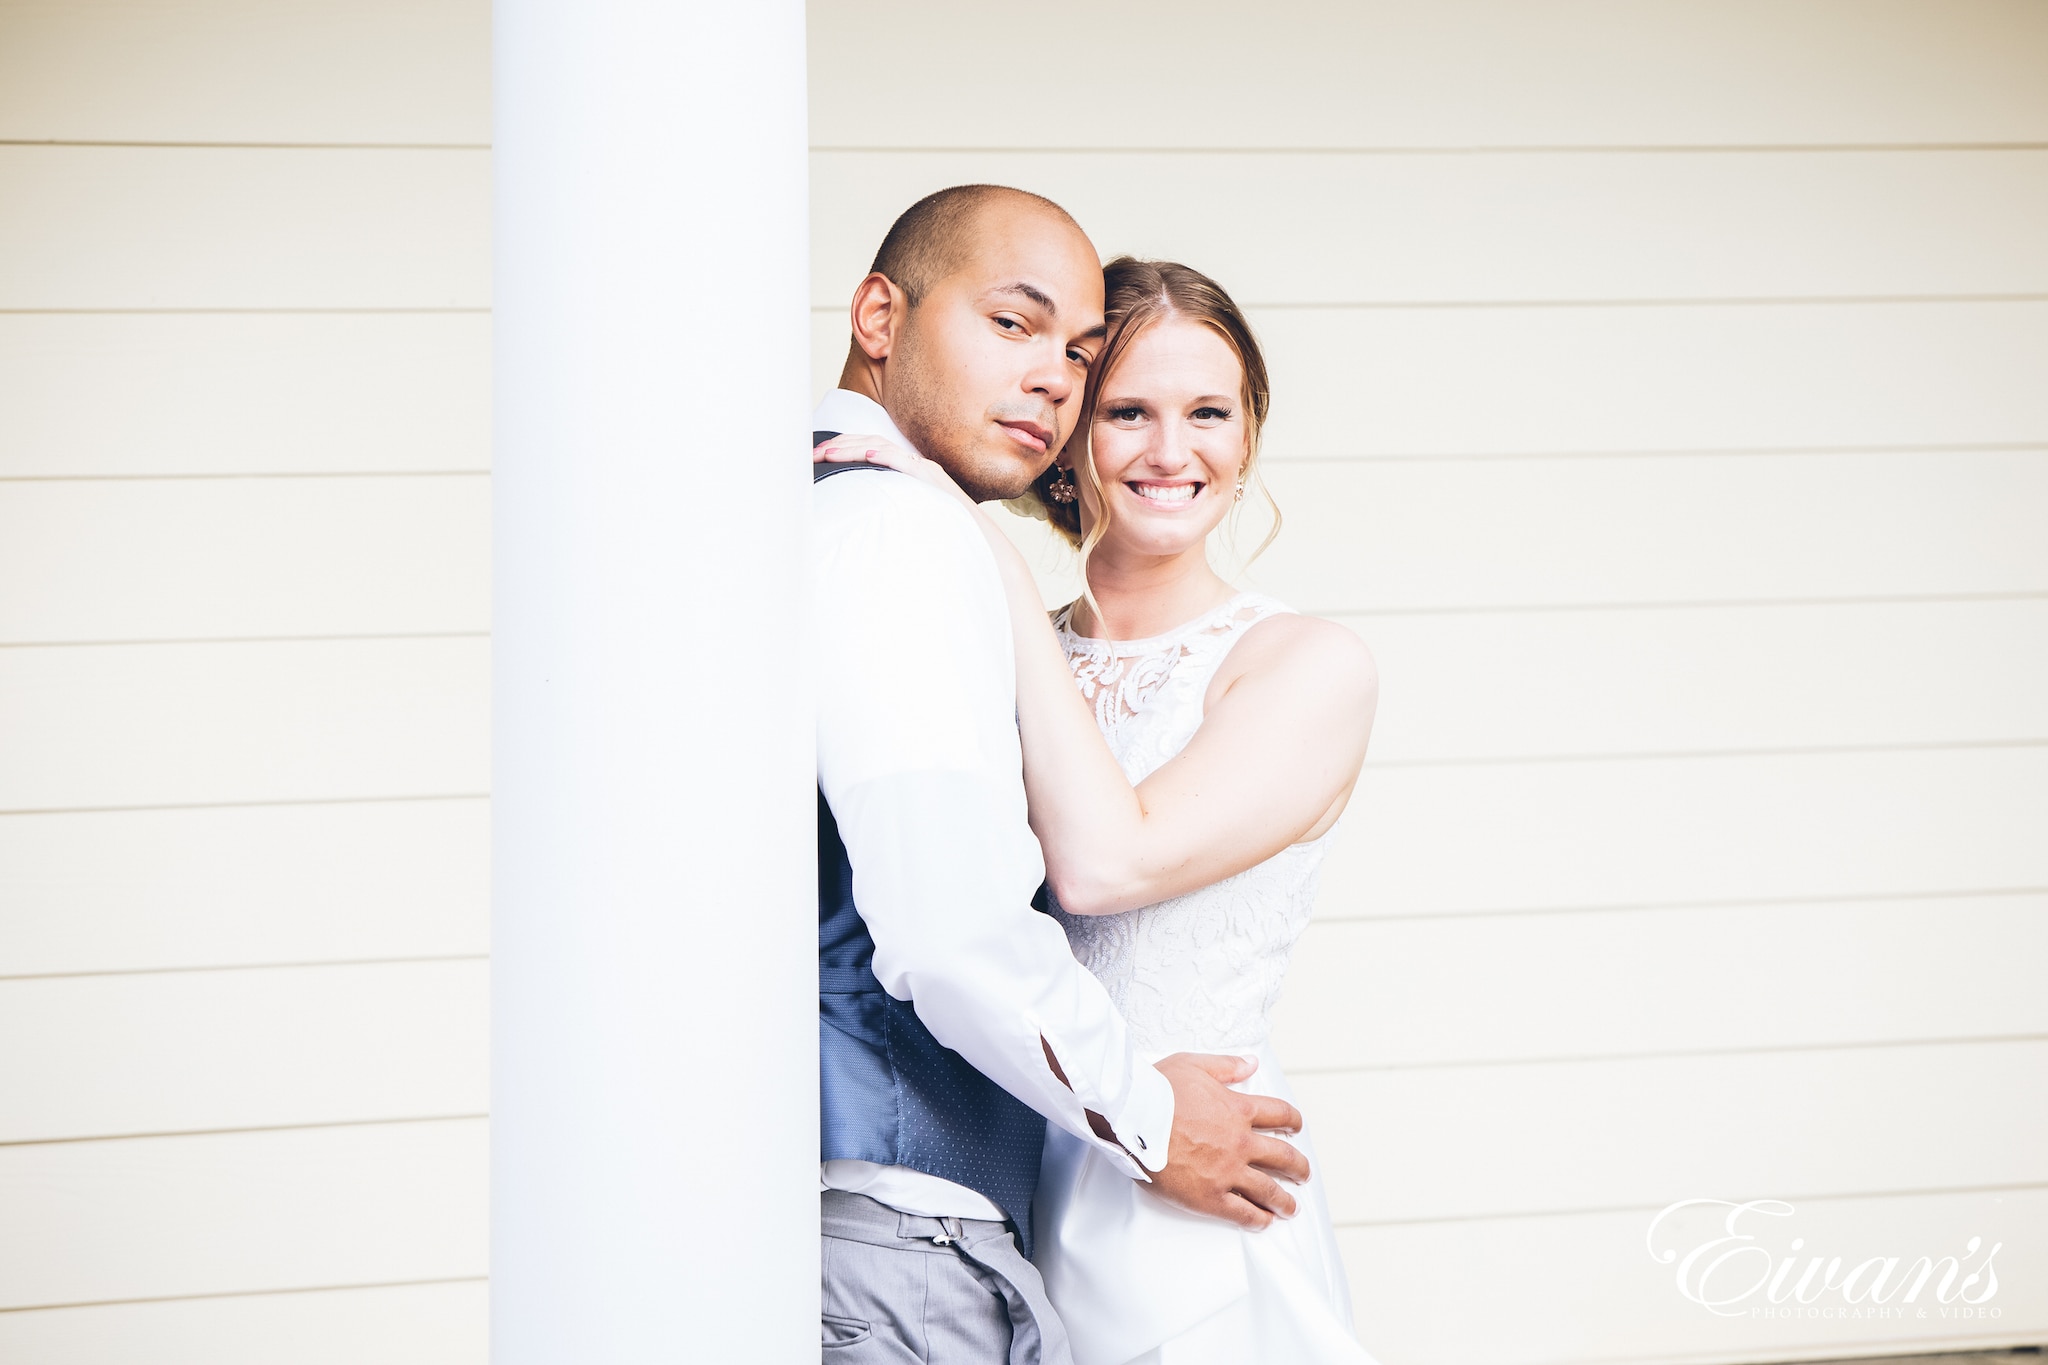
[1233,477,1246,502]
[1048,464,1078,504]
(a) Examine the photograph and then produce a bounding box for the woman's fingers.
[813,438,879,463]
[814,433,917,471]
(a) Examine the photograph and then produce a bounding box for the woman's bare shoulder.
[1218,610,1379,710]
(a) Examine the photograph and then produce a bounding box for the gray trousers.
[821,1190,1074,1364]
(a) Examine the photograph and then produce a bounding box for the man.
[815,184,1310,1362]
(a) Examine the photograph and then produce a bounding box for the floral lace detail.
[1054,594,1284,786]
[1048,592,1334,1054]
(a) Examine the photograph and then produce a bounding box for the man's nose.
[1023,343,1076,403]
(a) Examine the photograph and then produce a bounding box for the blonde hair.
[1007,257,1280,621]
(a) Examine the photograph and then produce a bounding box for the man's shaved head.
[870,184,1083,306]
[840,183,1104,501]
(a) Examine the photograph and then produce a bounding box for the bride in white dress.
[819,257,1380,1365]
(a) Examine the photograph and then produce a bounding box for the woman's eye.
[1107,407,1144,422]
[1193,407,1233,422]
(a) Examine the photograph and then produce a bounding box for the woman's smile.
[1126,479,1204,508]
[1077,316,1249,557]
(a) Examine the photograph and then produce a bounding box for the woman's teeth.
[1131,482,1198,504]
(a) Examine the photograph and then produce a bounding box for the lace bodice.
[1046,591,1333,1054]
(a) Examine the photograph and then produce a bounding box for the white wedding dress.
[1035,591,1380,1365]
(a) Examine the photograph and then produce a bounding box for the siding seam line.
[0,954,491,984]
[1314,884,2048,924]
[0,631,491,650]
[0,794,489,818]
[0,140,488,150]
[809,294,2048,312]
[0,1276,489,1317]
[0,471,492,483]
[0,1113,490,1151]
[0,307,489,315]
[1285,1032,2048,1078]
[1360,737,2048,770]
[1334,1180,2048,1230]
[810,143,2048,156]
[1307,591,2048,618]
[1276,442,2048,463]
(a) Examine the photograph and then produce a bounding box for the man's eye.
[994,316,1022,331]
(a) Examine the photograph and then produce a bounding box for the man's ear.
[848,272,907,362]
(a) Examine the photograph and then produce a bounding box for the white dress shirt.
[813,389,1175,1220]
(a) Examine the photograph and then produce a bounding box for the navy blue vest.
[814,449,1047,1254]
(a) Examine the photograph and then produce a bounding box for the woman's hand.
[814,433,977,513]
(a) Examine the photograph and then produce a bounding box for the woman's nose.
[1149,422,1192,471]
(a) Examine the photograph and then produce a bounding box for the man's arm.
[815,474,1312,1224]
[815,473,1169,1172]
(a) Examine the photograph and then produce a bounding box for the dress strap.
[1215,591,1294,633]
[1187,592,1294,681]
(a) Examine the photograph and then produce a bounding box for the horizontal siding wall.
[1338,1188,2048,1365]
[0,1120,487,1308]
[814,304,2048,459]
[0,800,488,977]
[0,0,493,1357]
[0,146,489,309]
[1271,892,2048,1069]
[6,2,2042,1361]
[0,313,491,477]
[0,1282,487,1365]
[810,149,2048,303]
[808,3,2048,1363]
[809,1,2048,148]
[0,477,489,641]
[0,960,488,1142]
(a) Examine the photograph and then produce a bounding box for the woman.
[819,257,1379,1365]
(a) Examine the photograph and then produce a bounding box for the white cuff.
[1108,1060,1175,1176]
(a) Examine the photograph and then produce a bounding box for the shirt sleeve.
[813,472,1174,1176]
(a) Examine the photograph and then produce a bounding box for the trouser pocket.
[822,1312,872,1348]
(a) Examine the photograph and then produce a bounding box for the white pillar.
[492,3,814,1360]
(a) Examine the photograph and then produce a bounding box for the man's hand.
[1147,1052,1310,1230]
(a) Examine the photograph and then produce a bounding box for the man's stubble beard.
[887,336,1056,504]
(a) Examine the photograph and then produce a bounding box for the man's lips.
[997,420,1052,453]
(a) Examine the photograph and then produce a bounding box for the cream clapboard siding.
[808,4,2048,1363]
[2,1,2044,1362]
[0,0,490,1359]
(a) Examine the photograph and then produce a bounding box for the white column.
[492,3,814,1360]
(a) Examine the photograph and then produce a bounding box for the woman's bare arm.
[813,435,1379,917]
[1019,607,1376,916]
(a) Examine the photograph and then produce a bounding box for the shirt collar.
[811,389,920,457]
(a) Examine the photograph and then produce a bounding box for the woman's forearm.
[965,519,1154,913]
[969,513,1374,919]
